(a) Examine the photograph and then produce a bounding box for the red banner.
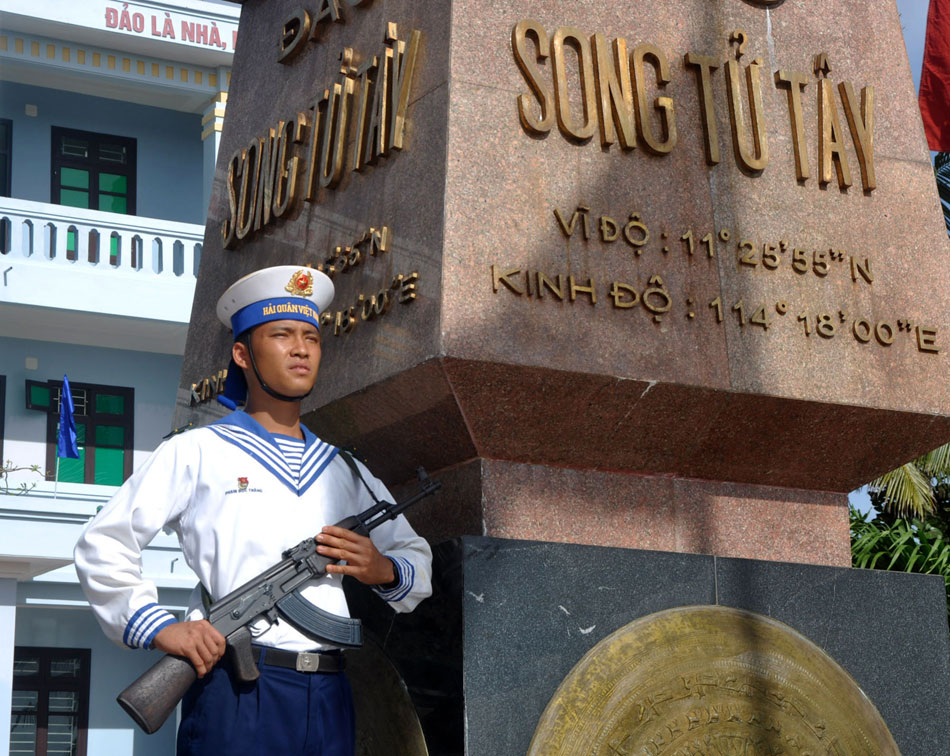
[920,0,950,151]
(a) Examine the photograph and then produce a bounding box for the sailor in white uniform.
[74,265,432,755]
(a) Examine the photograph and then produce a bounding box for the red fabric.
[920,0,950,151]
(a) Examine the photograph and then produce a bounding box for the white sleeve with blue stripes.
[352,459,433,613]
[74,435,193,649]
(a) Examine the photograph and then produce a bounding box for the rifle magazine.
[276,592,363,648]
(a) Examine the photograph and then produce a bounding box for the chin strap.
[241,332,313,404]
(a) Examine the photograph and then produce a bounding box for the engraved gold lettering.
[352,55,378,170]
[600,215,620,242]
[875,321,894,346]
[278,8,311,63]
[916,326,939,353]
[305,91,329,200]
[536,271,564,300]
[273,114,307,217]
[512,21,554,136]
[852,320,872,343]
[492,265,524,295]
[552,27,597,141]
[839,81,876,191]
[338,305,357,334]
[221,148,242,248]
[310,0,342,38]
[569,275,596,304]
[775,69,810,181]
[367,33,391,162]
[684,52,720,164]
[632,43,677,154]
[792,247,808,273]
[236,139,260,240]
[320,77,354,189]
[609,281,639,308]
[396,271,419,303]
[253,127,279,231]
[591,34,635,149]
[819,77,852,188]
[387,25,421,152]
[554,205,590,238]
[726,55,768,172]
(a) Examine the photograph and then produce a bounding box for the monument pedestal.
[389,458,851,567]
[348,537,950,756]
[176,0,950,752]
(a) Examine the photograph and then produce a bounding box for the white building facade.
[0,2,239,753]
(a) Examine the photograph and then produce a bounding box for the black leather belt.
[255,646,345,674]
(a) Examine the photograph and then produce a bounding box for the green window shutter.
[27,382,51,411]
[94,393,125,415]
[56,422,86,484]
[98,194,127,214]
[98,173,126,193]
[93,448,124,485]
[94,424,124,447]
[61,167,89,189]
[59,190,90,209]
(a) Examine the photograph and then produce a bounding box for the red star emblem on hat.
[285,270,314,296]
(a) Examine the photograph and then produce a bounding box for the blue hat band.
[230,297,321,338]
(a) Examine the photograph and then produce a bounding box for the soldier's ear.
[232,339,251,370]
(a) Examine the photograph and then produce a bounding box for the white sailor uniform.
[75,264,429,754]
[74,410,432,652]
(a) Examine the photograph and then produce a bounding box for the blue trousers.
[176,655,354,756]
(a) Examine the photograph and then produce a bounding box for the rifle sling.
[338,448,384,509]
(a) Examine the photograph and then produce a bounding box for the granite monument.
[176,0,950,753]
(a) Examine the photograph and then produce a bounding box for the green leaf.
[916,443,950,479]
[868,462,935,518]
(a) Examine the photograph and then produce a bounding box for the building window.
[10,647,90,756]
[25,379,134,485]
[50,126,136,262]
[50,127,136,214]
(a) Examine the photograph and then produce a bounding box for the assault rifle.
[117,465,440,734]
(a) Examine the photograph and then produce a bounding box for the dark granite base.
[345,537,950,756]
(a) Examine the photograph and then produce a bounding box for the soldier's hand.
[316,526,397,587]
[152,620,226,678]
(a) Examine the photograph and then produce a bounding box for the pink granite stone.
[396,458,851,567]
[181,0,949,562]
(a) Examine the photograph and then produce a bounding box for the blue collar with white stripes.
[209,411,339,496]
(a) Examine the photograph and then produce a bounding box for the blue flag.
[57,374,79,459]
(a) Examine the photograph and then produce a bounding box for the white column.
[201,92,228,217]
[0,578,16,756]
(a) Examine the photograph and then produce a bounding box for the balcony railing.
[0,196,204,279]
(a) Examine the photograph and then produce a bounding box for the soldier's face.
[242,319,322,397]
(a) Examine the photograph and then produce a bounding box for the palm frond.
[849,510,950,631]
[916,442,950,479]
[868,462,936,518]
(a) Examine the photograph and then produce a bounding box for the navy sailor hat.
[214,265,334,409]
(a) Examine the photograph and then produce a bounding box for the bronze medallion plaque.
[527,606,899,756]
[346,641,428,756]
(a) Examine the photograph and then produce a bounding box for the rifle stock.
[117,653,196,734]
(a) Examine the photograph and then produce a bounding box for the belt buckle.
[296,652,319,673]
